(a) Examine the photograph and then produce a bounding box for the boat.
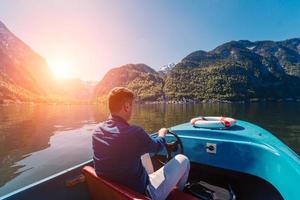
[0,117,299,200]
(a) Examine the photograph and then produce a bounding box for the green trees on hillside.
[82,39,300,103]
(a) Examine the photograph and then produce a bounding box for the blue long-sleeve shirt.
[92,114,166,194]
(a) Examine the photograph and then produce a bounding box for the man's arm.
[134,126,167,155]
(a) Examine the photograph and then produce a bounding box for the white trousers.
[141,154,190,200]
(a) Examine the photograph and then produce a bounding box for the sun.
[47,58,72,78]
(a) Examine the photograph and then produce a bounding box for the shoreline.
[1,97,300,106]
[143,98,300,104]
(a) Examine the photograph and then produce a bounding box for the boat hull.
[0,160,93,200]
[169,120,300,200]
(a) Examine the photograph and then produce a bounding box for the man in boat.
[93,87,190,200]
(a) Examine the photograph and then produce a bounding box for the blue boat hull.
[170,119,300,200]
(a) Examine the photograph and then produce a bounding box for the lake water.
[0,103,300,196]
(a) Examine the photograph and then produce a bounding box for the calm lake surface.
[0,103,300,196]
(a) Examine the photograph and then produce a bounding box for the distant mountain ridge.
[1,19,300,103]
[95,38,300,102]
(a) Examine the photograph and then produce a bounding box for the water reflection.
[0,105,98,195]
[0,103,300,196]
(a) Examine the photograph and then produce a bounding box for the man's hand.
[158,128,168,138]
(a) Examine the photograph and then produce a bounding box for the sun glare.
[47,58,72,79]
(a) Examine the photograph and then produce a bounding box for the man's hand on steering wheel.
[155,129,184,164]
[165,130,184,160]
[158,128,181,156]
[158,128,168,138]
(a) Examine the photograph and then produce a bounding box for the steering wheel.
[165,130,184,160]
[155,130,184,164]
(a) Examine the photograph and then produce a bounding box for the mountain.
[2,20,299,103]
[94,64,164,101]
[53,79,96,101]
[165,39,300,101]
[95,38,300,102]
[158,63,176,75]
[0,21,54,102]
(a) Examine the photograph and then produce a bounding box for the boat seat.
[82,166,199,200]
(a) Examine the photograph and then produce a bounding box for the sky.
[0,0,300,81]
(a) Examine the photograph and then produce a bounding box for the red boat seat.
[82,166,199,200]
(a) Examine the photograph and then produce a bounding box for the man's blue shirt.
[92,114,166,194]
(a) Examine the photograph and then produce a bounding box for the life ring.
[190,116,237,129]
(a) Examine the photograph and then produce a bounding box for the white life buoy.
[190,116,237,129]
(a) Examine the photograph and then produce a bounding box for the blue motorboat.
[0,118,299,200]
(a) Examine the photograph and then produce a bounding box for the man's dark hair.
[108,87,134,113]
